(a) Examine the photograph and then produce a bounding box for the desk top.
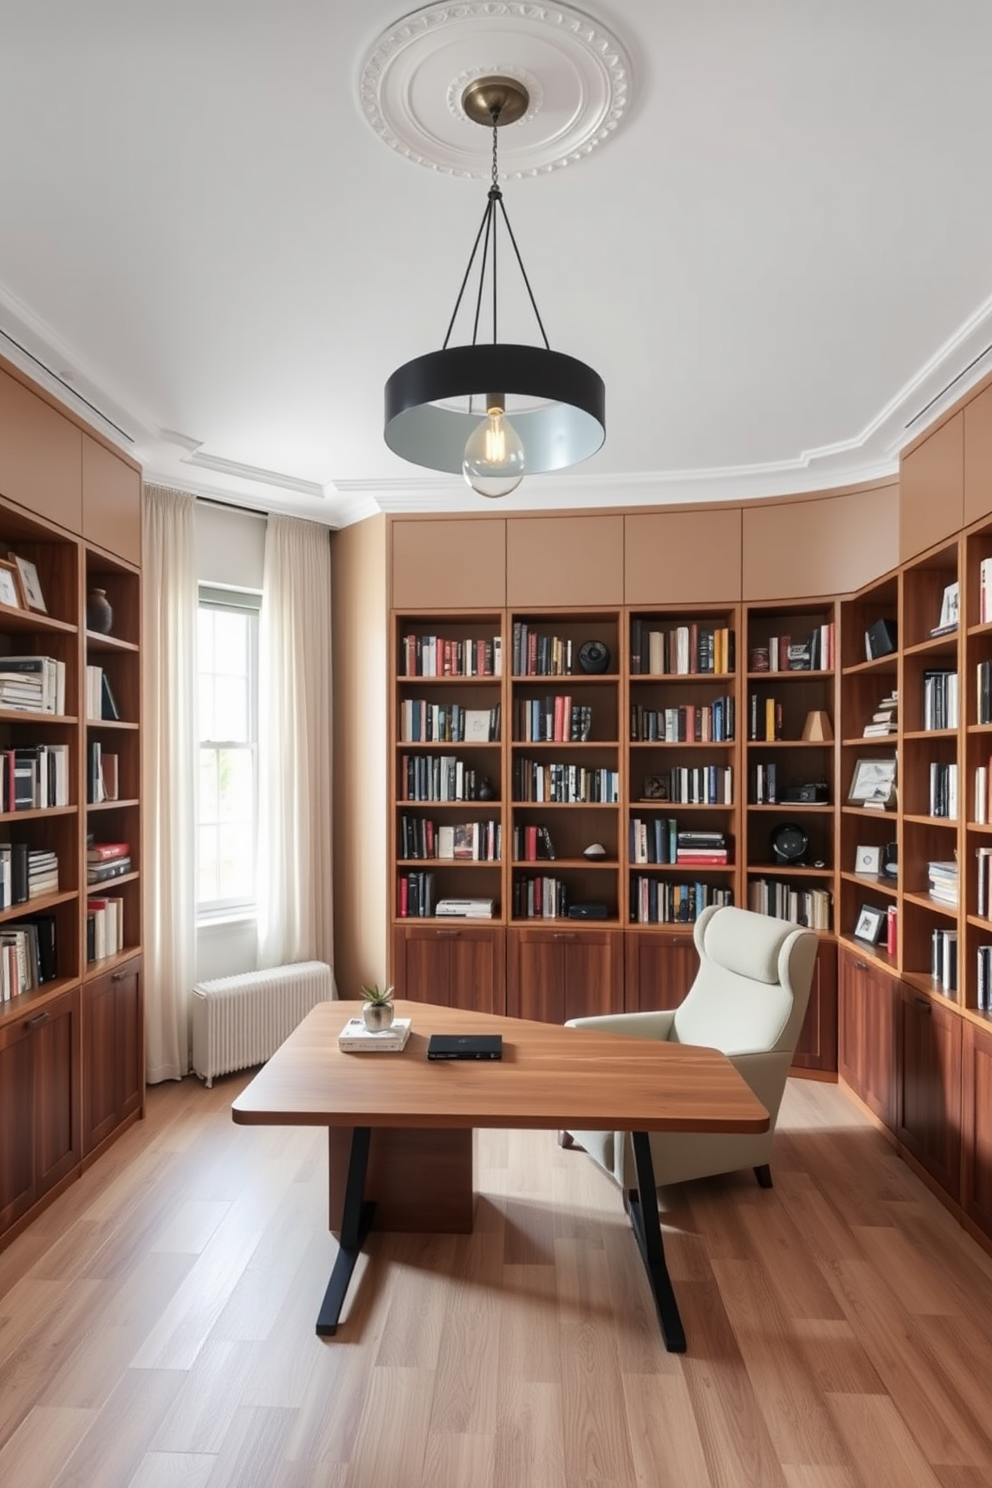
[231,1001,769,1135]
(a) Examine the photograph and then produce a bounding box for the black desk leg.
[317,1126,375,1337]
[628,1131,686,1353]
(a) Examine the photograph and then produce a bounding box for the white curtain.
[142,485,198,1082]
[255,515,335,972]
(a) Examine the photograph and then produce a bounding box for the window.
[197,586,261,917]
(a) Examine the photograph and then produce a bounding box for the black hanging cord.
[439,103,552,355]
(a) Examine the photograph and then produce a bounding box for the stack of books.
[927,860,959,908]
[28,849,58,899]
[87,895,124,960]
[675,831,728,865]
[863,691,898,737]
[435,897,495,919]
[0,656,65,714]
[87,841,132,884]
[338,1016,412,1053]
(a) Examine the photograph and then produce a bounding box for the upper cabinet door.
[507,513,623,606]
[0,368,82,531]
[900,413,964,563]
[391,517,506,609]
[82,436,141,564]
[626,508,742,605]
[964,382,992,527]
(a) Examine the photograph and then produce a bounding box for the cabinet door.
[507,927,622,1023]
[0,1015,36,1230]
[837,947,866,1098]
[897,986,962,1200]
[624,930,698,1013]
[792,939,838,1073]
[962,1020,992,1241]
[507,929,565,1022]
[392,924,505,1014]
[33,991,81,1195]
[83,972,120,1152]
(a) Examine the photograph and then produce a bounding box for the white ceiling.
[2,0,992,529]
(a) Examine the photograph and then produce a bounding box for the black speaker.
[567,903,608,919]
[578,639,610,674]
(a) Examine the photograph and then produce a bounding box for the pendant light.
[383,76,605,498]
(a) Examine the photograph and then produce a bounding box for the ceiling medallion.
[359,2,632,178]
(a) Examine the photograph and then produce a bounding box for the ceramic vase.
[86,588,113,634]
[363,1001,395,1032]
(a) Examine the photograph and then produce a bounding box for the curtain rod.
[195,495,270,521]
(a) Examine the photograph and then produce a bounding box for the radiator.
[191,960,334,1087]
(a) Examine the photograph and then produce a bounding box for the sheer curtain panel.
[256,516,335,973]
[142,485,198,1081]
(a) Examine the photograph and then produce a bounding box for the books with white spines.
[338,1016,412,1053]
[977,765,989,826]
[982,556,992,624]
[436,897,495,918]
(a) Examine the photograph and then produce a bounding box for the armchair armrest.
[565,1010,677,1042]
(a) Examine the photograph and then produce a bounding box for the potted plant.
[361,983,395,1032]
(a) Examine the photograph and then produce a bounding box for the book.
[101,671,120,721]
[338,1016,412,1053]
[88,841,131,862]
[87,856,132,883]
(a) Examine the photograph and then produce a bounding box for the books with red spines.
[87,841,130,862]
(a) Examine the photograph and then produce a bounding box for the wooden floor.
[2,1077,992,1488]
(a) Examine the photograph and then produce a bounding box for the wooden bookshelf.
[0,356,142,1250]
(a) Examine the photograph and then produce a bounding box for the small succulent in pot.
[360,983,395,1031]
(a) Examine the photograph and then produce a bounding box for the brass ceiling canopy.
[461,75,530,128]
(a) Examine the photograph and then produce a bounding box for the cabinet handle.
[111,970,129,981]
[435,929,460,938]
[23,1012,49,1028]
[915,997,932,1014]
[855,961,869,972]
[554,933,577,941]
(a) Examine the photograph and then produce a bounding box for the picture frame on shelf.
[847,756,897,808]
[0,559,22,609]
[931,580,959,636]
[641,774,670,802]
[853,903,886,945]
[854,844,882,876]
[10,553,46,613]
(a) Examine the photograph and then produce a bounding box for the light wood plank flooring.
[2,1073,992,1487]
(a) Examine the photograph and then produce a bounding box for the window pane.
[216,746,253,821]
[199,748,219,820]
[214,676,248,742]
[216,822,254,900]
[197,595,259,914]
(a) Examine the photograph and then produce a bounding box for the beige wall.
[332,514,389,995]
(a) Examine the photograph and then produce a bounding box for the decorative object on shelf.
[782,782,829,803]
[476,775,496,801]
[801,709,833,741]
[770,822,808,865]
[9,553,46,613]
[578,639,611,674]
[582,842,607,859]
[864,616,897,660]
[360,983,395,1032]
[854,843,882,876]
[641,775,670,802]
[0,559,21,608]
[853,903,886,945]
[383,75,605,498]
[881,841,898,878]
[86,587,113,634]
[931,580,959,636]
[847,756,897,809]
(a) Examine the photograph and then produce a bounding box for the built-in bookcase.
[743,602,837,932]
[626,606,738,928]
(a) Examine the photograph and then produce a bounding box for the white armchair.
[563,904,819,1192]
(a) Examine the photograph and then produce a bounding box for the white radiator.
[191,960,334,1087]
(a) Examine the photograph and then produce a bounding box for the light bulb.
[462,394,525,498]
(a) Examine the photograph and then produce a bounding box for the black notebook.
[426,1033,503,1061]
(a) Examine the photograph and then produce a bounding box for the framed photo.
[642,774,670,802]
[0,559,22,609]
[853,903,886,945]
[855,843,882,876]
[847,756,897,808]
[938,580,960,630]
[10,553,46,613]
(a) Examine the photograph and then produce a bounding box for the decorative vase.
[363,1001,395,1032]
[86,588,113,634]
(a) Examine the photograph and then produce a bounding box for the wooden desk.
[232,1000,769,1351]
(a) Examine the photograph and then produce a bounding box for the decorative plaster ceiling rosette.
[359,2,632,179]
